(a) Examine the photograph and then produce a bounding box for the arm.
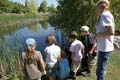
[39,58,46,75]
[57,52,61,61]
[96,26,114,37]
[71,52,75,61]
[81,48,84,58]
[38,51,46,75]
[89,42,97,54]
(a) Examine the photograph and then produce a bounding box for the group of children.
[22,26,97,80]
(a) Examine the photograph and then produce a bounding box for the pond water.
[0,21,67,55]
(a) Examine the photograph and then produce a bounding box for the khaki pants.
[71,61,81,73]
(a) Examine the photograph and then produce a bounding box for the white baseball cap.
[25,38,36,46]
[80,26,89,32]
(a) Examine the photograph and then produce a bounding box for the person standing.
[80,26,97,76]
[45,34,61,80]
[95,0,115,80]
[55,50,70,80]
[69,31,84,79]
[22,38,46,80]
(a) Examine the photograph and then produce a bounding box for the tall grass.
[0,13,40,27]
[0,38,23,80]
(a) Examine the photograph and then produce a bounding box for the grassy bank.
[0,41,120,80]
[67,50,120,80]
[0,13,50,27]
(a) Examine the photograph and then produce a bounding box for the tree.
[26,0,38,14]
[51,0,120,35]
[0,0,11,13]
[0,0,25,13]
[38,1,48,13]
[48,4,57,13]
[11,2,24,14]
[52,0,97,34]
[110,0,120,30]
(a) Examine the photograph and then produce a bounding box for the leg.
[71,61,80,79]
[96,51,112,80]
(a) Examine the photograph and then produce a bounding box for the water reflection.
[0,21,66,54]
[40,21,49,30]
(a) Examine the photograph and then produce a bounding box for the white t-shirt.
[69,39,84,61]
[96,11,115,52]
[45,44,61,67]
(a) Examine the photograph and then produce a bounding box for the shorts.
[88,55,97,65]
[46,64,56,77]
[71,60,81,73]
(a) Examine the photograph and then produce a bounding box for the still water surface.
[0,22,67,54]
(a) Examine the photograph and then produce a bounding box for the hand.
[89,50,93,55]
[41,71,47,75]
[94,34,97,39]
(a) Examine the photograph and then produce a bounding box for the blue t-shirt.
[56,59,70,79]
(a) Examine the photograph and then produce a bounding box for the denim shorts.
[46,64,56,77]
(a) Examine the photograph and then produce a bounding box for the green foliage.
[0,0,12,13]
[110,0,120,30]
[52,0,97,35]
[48,4,57,13]
[51,0,120,35]
[25,0,38,14]
[0,0,39,14]
[38,1,48,13]
[11,2,24,14]
[0,0,25,13]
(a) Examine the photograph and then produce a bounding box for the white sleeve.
[44,47,47,53]
[100,14,113,27]
[69,44,75,52]
[80,41,84,48]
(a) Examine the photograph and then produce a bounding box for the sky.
[9,0,58,7]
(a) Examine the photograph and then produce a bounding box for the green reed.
[0,38,24,80]
[0,13,40,28]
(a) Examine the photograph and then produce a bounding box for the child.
[56,50,70,80]
[22,38,46,80]
[45,34,61,80]
[80,26,97,76]
[69,31,84,79]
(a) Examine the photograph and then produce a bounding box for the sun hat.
[25,38,36,46]
[80,26,89,32]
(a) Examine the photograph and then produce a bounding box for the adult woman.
[95,0,115,80]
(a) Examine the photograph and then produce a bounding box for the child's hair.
[70,31,78,39]
[46,34,56,45]
[61,50,67,59]
[24,38,36,64]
